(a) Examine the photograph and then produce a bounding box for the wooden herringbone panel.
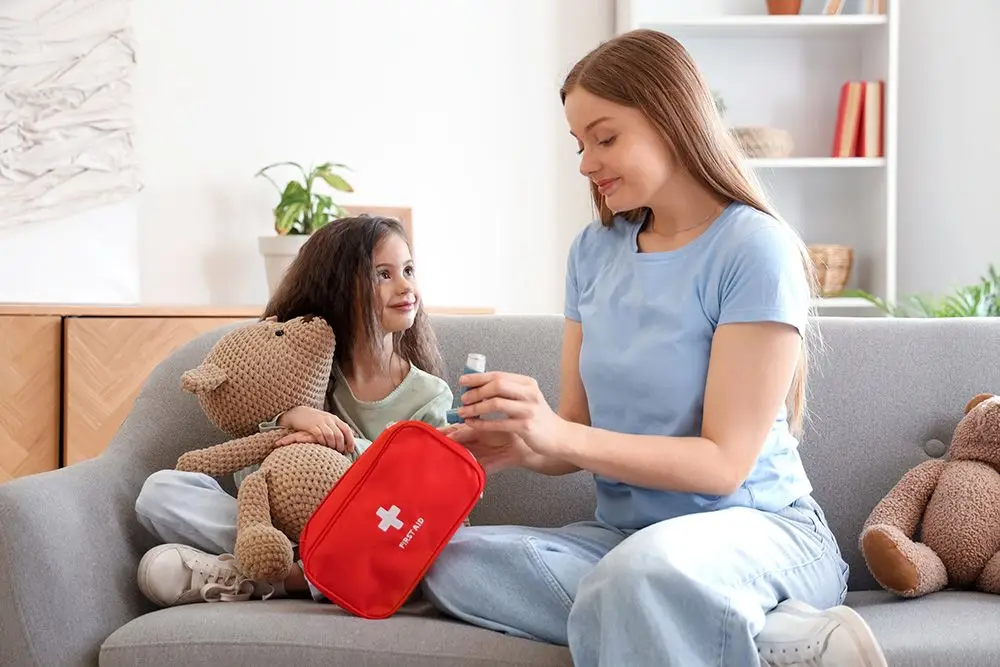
[0,316,61,482]
[63,317,248,465]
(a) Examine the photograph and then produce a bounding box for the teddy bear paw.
[861,523,947,598]
[235,524,294,582]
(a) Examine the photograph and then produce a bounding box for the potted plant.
[256,161,354,295]
[842,265,1000,317]
[766,0,802,14]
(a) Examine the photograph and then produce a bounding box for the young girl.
[133,215,453,607]
[423,30,888,667]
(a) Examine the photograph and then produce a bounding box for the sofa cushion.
[849,590,1000,666]
[99,599,573,667]
[102,592,1000,667]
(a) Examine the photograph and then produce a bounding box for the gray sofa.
[2,314,999,667]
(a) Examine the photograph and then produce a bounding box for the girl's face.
[372,233,419,333]
[564,87,675,213]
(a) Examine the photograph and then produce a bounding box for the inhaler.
[446,353,487,424]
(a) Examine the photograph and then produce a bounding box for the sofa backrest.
[793,316,1000,590]
[430,315,597,531]
[117,314,1000,593]
[434,314,1000,593]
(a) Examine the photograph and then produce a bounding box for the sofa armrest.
[0,321,251,666]
[0,454,155,667]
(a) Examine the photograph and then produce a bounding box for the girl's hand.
[455,371,569,458]
[276,406,355,454]
[444,424,533,474]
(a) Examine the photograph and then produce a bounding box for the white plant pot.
[258,234,310,296]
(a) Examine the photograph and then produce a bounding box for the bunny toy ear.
[180,362,228,394]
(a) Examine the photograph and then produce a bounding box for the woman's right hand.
[275,406,355,454]
[443,424,533,474]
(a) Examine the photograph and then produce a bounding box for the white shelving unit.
[616,0,899,314]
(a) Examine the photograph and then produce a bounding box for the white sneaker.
[756,599,888,667]
[137,543,279,607]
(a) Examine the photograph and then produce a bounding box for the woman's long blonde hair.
[560,28,819,435]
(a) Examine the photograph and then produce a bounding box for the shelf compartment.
[813,297,876,309]
[748,157,886,168]
[639,15,887,39]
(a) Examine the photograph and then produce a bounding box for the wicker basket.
[731,126,794,158]
[808,244,853,295]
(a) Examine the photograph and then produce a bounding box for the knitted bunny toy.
[175,315,352,581]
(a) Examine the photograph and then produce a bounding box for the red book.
[832,81,864,157]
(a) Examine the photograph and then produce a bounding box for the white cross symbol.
[376,505,404,532]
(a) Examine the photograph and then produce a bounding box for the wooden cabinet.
[0,315,61,481]
[62,315,251,466]
[1,303,492,482]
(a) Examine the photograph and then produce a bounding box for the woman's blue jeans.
[420,495,849,667]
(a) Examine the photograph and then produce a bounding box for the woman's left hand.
[455,371,569,457]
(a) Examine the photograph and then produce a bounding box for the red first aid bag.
[299,419,485,619]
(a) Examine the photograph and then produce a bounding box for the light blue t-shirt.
[565,201,814,531]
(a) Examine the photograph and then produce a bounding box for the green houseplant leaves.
[255,161,354,235]
[841,265,1000,317]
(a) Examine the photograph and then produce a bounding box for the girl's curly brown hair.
[261,215,444,384]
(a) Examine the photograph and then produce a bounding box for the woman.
[422,29,888,667]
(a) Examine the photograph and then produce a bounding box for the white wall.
[2,0,995,310]
[896,0,1000,297]
[135,0,616,313]
[0,0,611,312]
[0,199,140,304]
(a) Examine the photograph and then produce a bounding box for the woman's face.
[564,87,675,213]
[372,233,419,333]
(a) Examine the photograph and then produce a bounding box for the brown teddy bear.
[175,315,353,582]
[860,393,1000,598]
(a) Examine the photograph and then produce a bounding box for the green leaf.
[255,171,284,195]
[838,289,895,315]
[316,170,354,193]
[911,295,940,317]
[273,181,310,233]
[256,161,309,183]
[842,268,1000,318]
[275,201,306,234]
[310,212,331,232]
[313,162,353,173]
[256,160,305,175]
[278,180,309,206]
[314,194,332,213]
